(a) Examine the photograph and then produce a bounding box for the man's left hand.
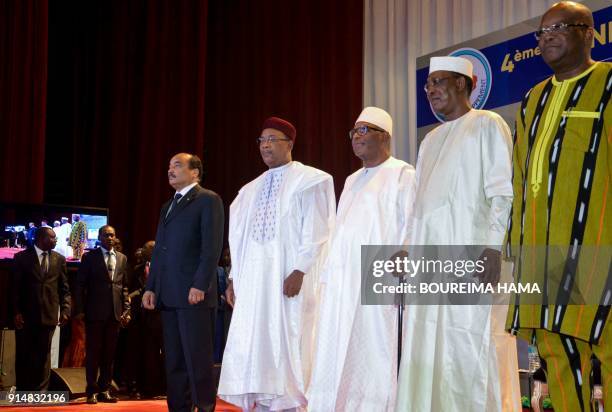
[283,270,305,297]
[474,248,501,287]
[188,287,206,305]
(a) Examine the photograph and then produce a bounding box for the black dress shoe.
[86,394,97,404]
[97,391,118,403]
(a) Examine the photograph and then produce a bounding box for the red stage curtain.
[44,0,362,254]
[45,0,208,253]
[0,0,48,203]
[204,0,363,207]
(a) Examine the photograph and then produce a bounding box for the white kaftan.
[54,223,71,257]
[396,109,513,412]
[219,161,335,411]
[307,156,416,412]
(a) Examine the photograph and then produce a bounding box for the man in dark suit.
[12,227,71,390]
[143,152,224,412]
[26,222,37,248]
[125,240,165,399]
[75,225,129,404]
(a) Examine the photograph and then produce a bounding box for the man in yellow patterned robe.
[506,2,611,410]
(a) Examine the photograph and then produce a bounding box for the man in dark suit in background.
[12,227,71,390]
[125,240,165,399]
[143,153,224,412]
[26,222,37,248]
[214,247,232,363]
[76,225,129,404]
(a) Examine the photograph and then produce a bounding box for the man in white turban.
[307,107,416,411]
[54,217,71,257]
[396,56,515,412]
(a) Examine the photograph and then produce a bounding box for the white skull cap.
[355,106,392,137]
[429,56,473,78]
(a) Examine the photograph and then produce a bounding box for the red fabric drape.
[0,0,48,203]
[45,0,208,253]
[204,0,363,207]
[43,0,362,254]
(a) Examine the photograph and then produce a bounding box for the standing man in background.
[506,2,611,410]
[143,153,224,412]
[125,240,165,399]
[12,227,71,390]
[52,218,70,257]
[26,222,37,248]
[76,225,129,404]
[59,217,72,255]
[70,214,87,260]
[214,247,232,363]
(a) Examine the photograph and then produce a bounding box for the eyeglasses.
[348,125,386,140]
[423,76,456,93]
[256,136,291,145]
[534,23,591,40]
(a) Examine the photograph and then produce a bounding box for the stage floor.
[0,247,81,261]
[0,397,240,411]
[0,247,22,260]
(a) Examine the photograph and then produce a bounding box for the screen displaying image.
[0,203,109,262]
[87,228,99,241]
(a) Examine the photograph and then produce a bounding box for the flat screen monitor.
[0,202,109,262]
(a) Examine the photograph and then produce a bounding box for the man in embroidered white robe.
[396,56,514,412]
[307,107,416,412]
[218,117,335,411]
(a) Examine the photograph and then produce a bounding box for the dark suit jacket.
[146,184,224,309]
[128,263,147,321]
[12,248,71,326]
[75,248,129,322]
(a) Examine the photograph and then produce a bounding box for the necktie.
[41,252,48,274]
[106,252,115,280]
[165,193,183,219]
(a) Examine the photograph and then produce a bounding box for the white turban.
[429,56,473,78]
[355,106,393,137]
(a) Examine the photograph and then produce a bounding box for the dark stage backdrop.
[13,0,362,254]
[0,0,48,203]
[45,0,209,254]
[204,0,363,211]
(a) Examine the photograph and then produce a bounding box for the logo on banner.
[451,48,492,109]
[430,47,493,122]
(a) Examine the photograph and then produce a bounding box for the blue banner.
[417,5,612,128]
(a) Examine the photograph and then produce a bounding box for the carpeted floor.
[0,397,241,411]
